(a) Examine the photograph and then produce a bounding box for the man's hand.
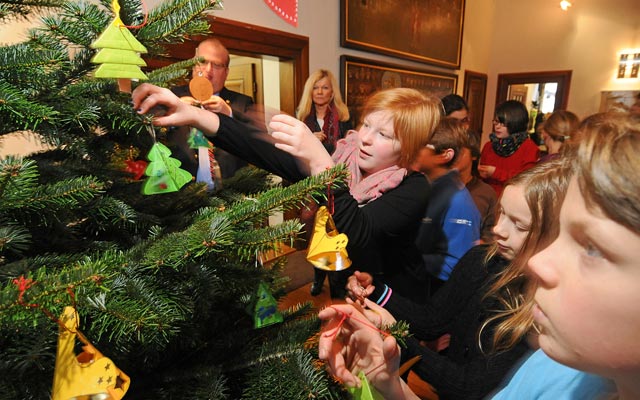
[201,95,233,116]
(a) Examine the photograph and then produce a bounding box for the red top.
[480,138,540,197]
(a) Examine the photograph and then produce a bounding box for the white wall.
[483,0,640,138]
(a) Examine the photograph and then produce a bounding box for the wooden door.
[227,62,255,101]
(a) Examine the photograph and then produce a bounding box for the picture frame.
[599,90,640,113]
[463,70,488,136]
[340,0,465,69]
[340,55,458,124]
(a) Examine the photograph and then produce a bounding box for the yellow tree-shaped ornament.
[90,0,148,92]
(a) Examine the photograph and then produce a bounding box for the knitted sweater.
[479,138,539,197]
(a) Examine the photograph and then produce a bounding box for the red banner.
[263,0,298,27]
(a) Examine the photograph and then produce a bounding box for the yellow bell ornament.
[306,206,352,271]
[52,306,130,400]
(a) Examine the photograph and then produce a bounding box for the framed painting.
[340,0,465,69]
[340,55,457,124]
[463,70,488,136]
[599,90,640,113]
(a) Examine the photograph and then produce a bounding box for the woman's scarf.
[332,131,407,204]
[304,102,341,149]
[490,131,529,157]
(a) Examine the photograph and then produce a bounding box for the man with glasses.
[170,38,255,179]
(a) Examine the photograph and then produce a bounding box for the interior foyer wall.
[483,0,640,139]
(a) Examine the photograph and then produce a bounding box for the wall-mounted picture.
[340,0,465,69]
[463,70,488,136]
[599,90,640,113]
[340,55,457,124]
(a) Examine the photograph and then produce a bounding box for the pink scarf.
[332,131,407,204]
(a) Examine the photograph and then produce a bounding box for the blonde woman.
[538,110,580,163]
[296,69,352,154]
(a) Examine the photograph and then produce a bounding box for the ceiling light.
[560,0,572,11]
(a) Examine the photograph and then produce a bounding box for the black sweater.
[212,114,432,303]
[370,246,529,399]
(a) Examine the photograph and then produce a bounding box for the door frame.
[145,16,309,111]
[495,70,572,111]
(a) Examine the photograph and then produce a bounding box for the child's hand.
[346,271,374,303]
[478,164,496,178]
[269,114,334,175]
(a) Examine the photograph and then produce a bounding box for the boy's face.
[528,178,640,379]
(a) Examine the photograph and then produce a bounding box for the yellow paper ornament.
[52,306,130,400]
[306,205,351,271]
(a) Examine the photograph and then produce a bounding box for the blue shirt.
[416,170,481,281]
[488,349,616,399]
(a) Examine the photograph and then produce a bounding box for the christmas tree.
[0,0,349,398]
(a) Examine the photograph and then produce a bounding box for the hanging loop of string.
[322,305,391,379]
[326,168,335,215]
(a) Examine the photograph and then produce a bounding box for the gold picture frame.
[340,56,458,124]
[340,0,465,69]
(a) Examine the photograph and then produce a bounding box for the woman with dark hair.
[478,100,539,196]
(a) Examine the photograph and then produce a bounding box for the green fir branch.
[0,80,59,132]
[0,223,32,258]
[8,175,104,216]
[225,165,349,226]
[136,0,219,44]
[232,219,302,261]
[0,0,65,22]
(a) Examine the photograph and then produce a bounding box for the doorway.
[496,70,572,136]
[145,17,309,116]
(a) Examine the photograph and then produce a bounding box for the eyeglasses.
[196,60,228,70]
[492,118,505,126]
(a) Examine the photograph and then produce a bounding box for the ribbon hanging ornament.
[52,306,130,400]
[180,74,222,191]
[306,185,351,271]
[90,0,148,92]
[142,124,192,195]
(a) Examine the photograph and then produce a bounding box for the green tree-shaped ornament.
[142,141,192,194]
[90,0,148,91]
